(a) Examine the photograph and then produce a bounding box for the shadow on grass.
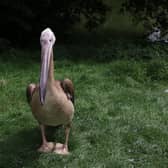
[0,128,41,168]
[0,35,153,67]
[2,34,168,72]
[0,125,77,168]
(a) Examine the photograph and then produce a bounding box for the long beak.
[39,43,52,105]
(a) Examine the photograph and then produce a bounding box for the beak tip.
[40,97,45,106]
[39,88,46,106]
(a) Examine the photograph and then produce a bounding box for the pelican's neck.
[48,50,55,84]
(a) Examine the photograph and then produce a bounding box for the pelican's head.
[40,28,56,47]
[39,28,56,105]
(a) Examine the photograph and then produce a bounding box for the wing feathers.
[60,79,74,104]
[26,84,36,104]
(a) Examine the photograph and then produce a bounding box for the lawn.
[1,39,168,168]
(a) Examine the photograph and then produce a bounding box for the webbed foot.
[53,143,69,155]
[38,142,55,153]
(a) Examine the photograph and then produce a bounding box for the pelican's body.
[27,28,74,154]
[31,81,74,126]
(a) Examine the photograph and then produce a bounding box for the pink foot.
[38,142,55,153]
[53,143,70,155]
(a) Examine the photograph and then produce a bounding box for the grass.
[1,39,168,168]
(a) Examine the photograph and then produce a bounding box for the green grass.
[1,40,168,168]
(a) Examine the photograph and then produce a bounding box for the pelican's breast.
[31,86,74,126]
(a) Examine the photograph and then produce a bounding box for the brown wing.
[26,83,36,104]
[60,79,75,104]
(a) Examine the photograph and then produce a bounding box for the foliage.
[0,0,110,44]
[146,59,168,81]
[121,0,168,31]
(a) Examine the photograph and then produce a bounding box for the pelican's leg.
[38,125,54,153]
[63,123,71,153]
[54,123,71,155]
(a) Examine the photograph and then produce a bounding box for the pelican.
[26,28,75,155]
